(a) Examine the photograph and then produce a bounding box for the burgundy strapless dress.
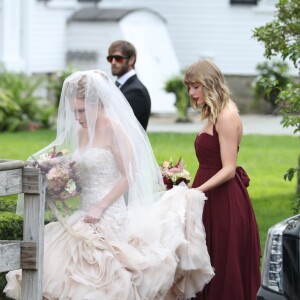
[192,125,261,300]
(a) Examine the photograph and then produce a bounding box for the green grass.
[149,132,299,253]
[0,130,299,254]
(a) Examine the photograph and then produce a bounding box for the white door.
[120,10,180,113]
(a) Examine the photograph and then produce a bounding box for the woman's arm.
[196,109,241,193]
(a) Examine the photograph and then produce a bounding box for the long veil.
[25,70,164,227]
[10,70,215,300]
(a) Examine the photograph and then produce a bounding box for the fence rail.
[0,159,45,300]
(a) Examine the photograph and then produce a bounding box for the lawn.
[0,129,299,253]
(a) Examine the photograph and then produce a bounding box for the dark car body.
[257,214,300,300]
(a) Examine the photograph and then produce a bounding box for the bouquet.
[160,157,191,190]
[32,146,81,200]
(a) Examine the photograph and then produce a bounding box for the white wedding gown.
[4,148,214,300]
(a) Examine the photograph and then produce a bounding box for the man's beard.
[112,63,129,77]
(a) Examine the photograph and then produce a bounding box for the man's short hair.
[108,40,137,66]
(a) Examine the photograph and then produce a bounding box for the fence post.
[21,167,45,300]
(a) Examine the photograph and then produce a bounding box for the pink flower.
[159,157,191,190]
[46,168,60,180]
[34,146,81,200]
[162,161,171,168]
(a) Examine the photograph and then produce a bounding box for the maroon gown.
[192,125,261,300]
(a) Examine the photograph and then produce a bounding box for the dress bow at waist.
[236,166,250,187]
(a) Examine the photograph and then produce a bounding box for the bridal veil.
[28,70,164,223]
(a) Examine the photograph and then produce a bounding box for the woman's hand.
[84,203,105,224]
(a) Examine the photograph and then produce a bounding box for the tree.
[253,0,300,213]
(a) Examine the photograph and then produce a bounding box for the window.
[77,0,102,2]
[230,0,258,4]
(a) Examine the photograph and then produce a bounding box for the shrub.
[0,196,18,212]
[0,210,23,300]
[0,273,10,300]
[0,202,53,299]
[252,61,293,114]
[0,66,55,132]
[0,212,23,239]
[47,67,76,108]
[164,75,190,122]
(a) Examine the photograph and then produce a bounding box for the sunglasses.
[106,55,129,63]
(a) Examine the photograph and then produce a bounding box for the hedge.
[0,208,23,299]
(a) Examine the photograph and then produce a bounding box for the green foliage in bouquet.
[164,74,190,122]
[0,65,55,132]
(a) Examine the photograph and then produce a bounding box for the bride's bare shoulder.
[101,116,121,132]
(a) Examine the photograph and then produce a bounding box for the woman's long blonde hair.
[183,59,236,124]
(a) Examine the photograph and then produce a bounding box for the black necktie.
[115,81,121,88]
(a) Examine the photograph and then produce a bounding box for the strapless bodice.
[73,148,122,210]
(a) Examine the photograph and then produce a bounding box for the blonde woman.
[184,59,261,300]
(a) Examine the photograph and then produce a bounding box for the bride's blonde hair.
[65,75,97,101]
[183,59,236,124]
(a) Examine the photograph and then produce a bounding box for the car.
[257,214,300,300]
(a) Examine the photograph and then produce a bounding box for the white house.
[66,7,180,112]
[0,0,279,113]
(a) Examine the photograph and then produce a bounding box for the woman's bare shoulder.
[216,103,242,135]
[218,104,240,123]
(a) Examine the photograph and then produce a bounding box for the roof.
[68,7,166,23]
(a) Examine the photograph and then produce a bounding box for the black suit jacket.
[120,74,151,130]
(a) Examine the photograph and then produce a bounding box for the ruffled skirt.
[4,186,214,300]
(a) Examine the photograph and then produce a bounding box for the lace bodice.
[73,148,128,241]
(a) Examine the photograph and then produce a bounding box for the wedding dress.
[5,148,214,300]
[4,70,214,299]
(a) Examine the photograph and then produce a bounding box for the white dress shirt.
[116,69,136,88]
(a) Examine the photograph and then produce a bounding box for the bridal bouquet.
[32,146,81,200]
[160,157,191,190]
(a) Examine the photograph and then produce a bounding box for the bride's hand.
[84,203,104,224]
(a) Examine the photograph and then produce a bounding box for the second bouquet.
[160,157,191,190]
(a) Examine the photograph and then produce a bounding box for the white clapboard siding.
[1,0,282,75]
[66,9,179,113]
[27,2,75,73]
[101,0,276,75]
[66,21,122,74]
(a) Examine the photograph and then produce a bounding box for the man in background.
[107,40,151,131]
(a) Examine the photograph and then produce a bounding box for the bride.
[4,70,214,300]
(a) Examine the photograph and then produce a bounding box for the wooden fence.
[0,159,45,300]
